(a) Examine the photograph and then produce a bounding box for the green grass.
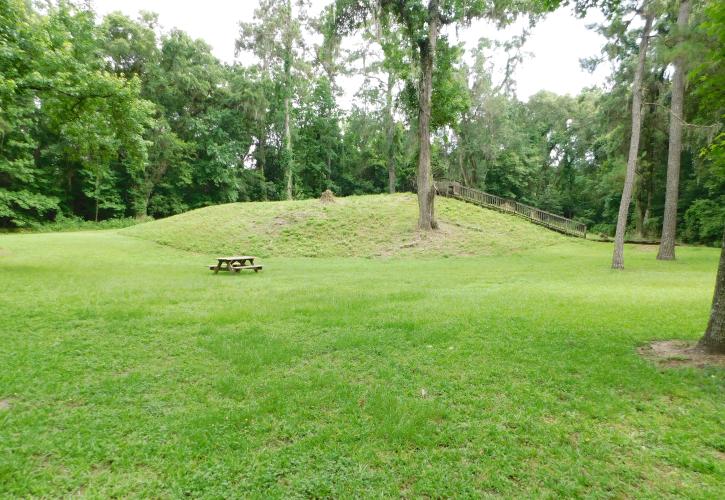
[124,193,564,257]
[0,198,723,498]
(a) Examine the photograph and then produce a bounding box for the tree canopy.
[0,0,721,246]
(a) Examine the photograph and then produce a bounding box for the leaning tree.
[699,230,725,354]
[611,2,655,269]
[329,0,562,230]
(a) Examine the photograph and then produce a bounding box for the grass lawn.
[1,219,723,496]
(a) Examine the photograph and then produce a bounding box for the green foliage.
[689,0,725,122]
[294,76,342,197]
[0,0,151,225]
[684,198,725,245]
[8,214,145,233]
[0,188,59,227]
[0,0,722,244]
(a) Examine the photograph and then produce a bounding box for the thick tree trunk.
[612,12,654,269]
[658,0,690,260]
[385,72,396,194]
[698,230,725,354]
[416,0,439,231]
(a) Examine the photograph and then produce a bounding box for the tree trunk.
[459,148,470,187]
[283,0,293,201]
[138,185,152,219]
[385,73,396,194]
[698,230,725,354]
[258,134,268,201]
[634,167,652,239]
[139,159,170,218]
[416,0,439,230]
[644,188,652,237]
[94,168,101,222]
[284,95,293,200]
[635,190,645,239]
[657,0,690,260]
[612,12,654,269]
[470,153,479,187]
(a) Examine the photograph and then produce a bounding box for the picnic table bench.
[209,256,262,274]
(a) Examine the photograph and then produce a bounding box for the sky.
[92,0,610,105]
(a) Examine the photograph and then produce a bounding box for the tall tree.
[385,69,397,193]
[376,19,403,194]
[332,0,561,230]
[657,0,691,260]
[414,0,440,229]
[238,0,309,200]
[611,8,654,269]
[282,0,295,199]
[0,0,59,226]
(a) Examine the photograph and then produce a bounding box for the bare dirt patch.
[271,211,320,227]
[634,244,658,252]
[639,340,725,368]
[0,399,11,410]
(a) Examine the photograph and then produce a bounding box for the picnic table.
[209,256,262,274]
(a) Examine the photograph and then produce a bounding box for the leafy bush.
[683,198,725,245]
[590,223,615,237]
[14,216,149,233]
[0,189,60,228]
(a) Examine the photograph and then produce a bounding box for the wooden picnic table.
[209,255,262,274]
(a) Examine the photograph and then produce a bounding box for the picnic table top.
[217,255,256,261]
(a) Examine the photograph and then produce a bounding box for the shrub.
[683,198,725,245]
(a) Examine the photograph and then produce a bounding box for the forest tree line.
[0,0,722,245]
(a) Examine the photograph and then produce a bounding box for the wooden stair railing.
[434,180,587,239]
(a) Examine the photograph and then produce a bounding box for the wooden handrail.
[434,180,587,239]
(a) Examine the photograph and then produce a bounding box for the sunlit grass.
[0,222,722,497]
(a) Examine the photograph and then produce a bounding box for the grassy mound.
[124,193,569,257]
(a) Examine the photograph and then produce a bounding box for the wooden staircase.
[435,180,587,239]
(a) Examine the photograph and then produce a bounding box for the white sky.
[92,0,610,104]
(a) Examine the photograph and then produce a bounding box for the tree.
[375,19,404,194]
[657,0,690,260]
[237,0,310,200]
[332,0,561,230]
[0,0,152,225]
[453,36,527,193]
[698,229,725,353]
[4,0,723,236]
[295,76,342,196]
[679,0,724,247]
[0,0,61,226]
[611,7,655,269]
